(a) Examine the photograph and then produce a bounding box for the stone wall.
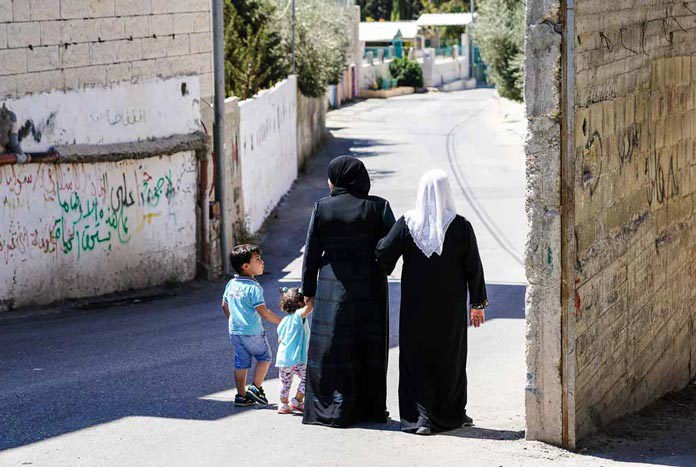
[297,92,327,171]
[572,0,696,441]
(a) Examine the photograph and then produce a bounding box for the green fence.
[364,46,399,61]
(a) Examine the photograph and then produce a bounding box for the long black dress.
[302,157,395,427]
[375,215,487,433]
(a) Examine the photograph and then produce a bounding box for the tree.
[390,0,421,20]
[419,0,469,14]
[474,0,524,101]
[419,0,469,44]
[357,0,392,21]
[273,0,352,97]
[224,0,289,99]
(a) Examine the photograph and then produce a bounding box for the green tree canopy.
[224,0,289,99]
[357,0,392,21]
[474,0,524,101]
[390,0,421,21]
[273,0,353,97]
[420,0,470,14]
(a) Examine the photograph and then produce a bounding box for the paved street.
[1,89,691,466]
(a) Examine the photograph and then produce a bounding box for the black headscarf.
[328,156,371,196]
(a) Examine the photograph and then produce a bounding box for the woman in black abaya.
[376,169,488,435]
[301,156,395,427]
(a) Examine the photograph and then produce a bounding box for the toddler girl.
[276,287,313,414]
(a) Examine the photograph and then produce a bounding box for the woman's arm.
[376,216,405,275]
[380,200,396,237]
[463,221,488,309]
[301,203,322,298]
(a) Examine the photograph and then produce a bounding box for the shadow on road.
[442,426,525,441]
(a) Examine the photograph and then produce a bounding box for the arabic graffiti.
[89,108,147,127]
[0,156,195,264]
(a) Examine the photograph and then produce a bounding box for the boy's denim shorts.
[230,332,272,369]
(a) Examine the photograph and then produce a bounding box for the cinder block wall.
[572,0,696,440]
[526,0,696,448]
[0,0,213,99]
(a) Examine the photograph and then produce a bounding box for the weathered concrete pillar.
[422,48,436,88]
[460,33,470,79]
[524,0,566,447]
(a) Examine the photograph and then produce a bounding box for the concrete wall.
[0,151,198,309]
[359,54,468,90]
[360,61,392,90]
[238,77,298,233]
[3,76,200,151]
[215,96,243,276]
[526,0,696,448]
[572,0,696,442]
[297,92,327,170]
[0,0,212,309]
[422,54,469,88]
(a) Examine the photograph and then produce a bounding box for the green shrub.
[397,59,424,87]
[389,57,423,88]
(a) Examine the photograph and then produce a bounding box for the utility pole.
[212,0,230,276]
[292,0,296,74]
[469,0,475,79]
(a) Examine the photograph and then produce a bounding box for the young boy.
[222,244,281,406]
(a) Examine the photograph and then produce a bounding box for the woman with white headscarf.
[376,169,487,435]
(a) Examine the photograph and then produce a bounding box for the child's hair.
[279,287,304,314]
[229,244,261,274]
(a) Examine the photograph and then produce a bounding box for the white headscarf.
[404,169,458,258]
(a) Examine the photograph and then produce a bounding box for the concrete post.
[422,48,435,87]
[461,33,470,79]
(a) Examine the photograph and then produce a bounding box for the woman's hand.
[304,296,315,309]
[469,308,485,328]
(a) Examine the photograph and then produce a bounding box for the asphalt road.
[2,89,683,466]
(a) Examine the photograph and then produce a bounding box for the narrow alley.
[1,90,693,466]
